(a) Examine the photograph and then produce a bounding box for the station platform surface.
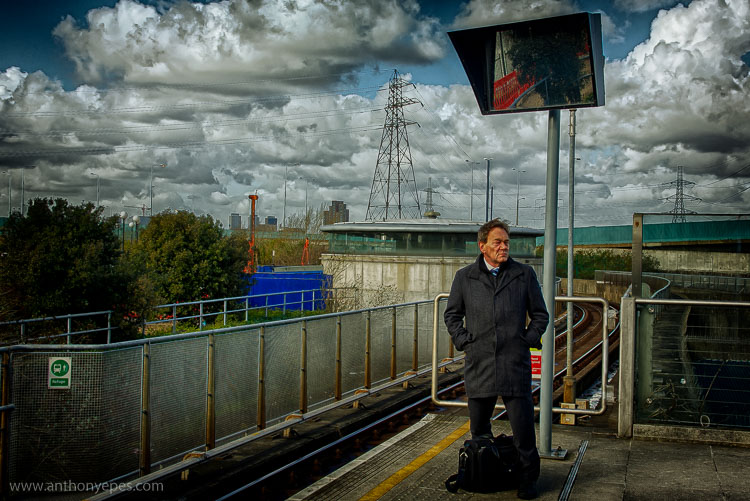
[288,412,750,500]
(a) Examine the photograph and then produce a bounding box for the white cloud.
[52,0,445,86]
[1,0,749,227]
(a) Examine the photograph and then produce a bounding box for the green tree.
[130,211,248,304]
[0,198,134,333]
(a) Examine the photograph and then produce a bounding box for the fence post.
[0,352,10,496]
[206,333,216,450]
[390,307,397,380]
[283,293,287,315]
[365,311,371,389]
[199,303,204,331]
[67,316,71,345]
[139,343,152,476]
[172,305,177,334]
[223,300,227,326]
[245,298,249,323]
[257,326,266,430]
[300,320,308,414]
[335,315,342,400]
[618,297,637,438]
[107,312,112,344]
[412,304,419,371]
[20,324,25,344]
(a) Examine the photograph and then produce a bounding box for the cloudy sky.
[1,0,749,229]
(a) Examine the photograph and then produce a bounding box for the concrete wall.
[321,253,543,308]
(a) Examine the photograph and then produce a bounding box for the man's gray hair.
[478,219,510,243]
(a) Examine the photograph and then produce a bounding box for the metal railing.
[147,288,331,333]
[0,310,113,345]
[618,296,750,438]
[431,293,613,416]
[0,298,455,495]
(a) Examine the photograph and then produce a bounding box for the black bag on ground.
[445,434,520,493]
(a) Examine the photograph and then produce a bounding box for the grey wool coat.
[444,255,549,398]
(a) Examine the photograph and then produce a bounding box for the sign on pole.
[531,348,542,380]
[448,12,605,115]
[48,357,72,389]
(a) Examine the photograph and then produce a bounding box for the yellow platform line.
[358,419,471,501]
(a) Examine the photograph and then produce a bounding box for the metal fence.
[1,298,452,492]
[0,311,114,346]
[619,294,750,436]
[147,288,331,333]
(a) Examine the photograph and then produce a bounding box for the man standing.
[444,219,548,500]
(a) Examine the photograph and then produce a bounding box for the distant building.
[323,201,349,225]
[229,213,242,230]
[265,215,278,227]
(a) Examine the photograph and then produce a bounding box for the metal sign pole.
[540,109,566,459]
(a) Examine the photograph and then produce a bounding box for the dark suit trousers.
[468,395,540,482]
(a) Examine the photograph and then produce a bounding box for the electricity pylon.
[665,166,699,223]
[366,70,422,220]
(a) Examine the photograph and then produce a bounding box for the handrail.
[431,293,612,416]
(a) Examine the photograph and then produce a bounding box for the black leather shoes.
[517,480,538,499]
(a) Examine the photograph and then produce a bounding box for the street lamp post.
[483,158,492,222]
[119,211,127,250]
[466,160,475,221]
[90,172,100,207]
[150,163,166,216]
[132,215,140,242]
[283,165,288,229]
[512,167,526,226]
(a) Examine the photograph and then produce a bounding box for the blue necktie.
[490,268,499,276]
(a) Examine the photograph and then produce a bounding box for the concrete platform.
[289,413,750,500]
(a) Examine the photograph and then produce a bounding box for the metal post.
[206,332,216,450]
[172,305,177,333]
[20,324,25,344]
[0,352,10,496]
[245,298,249,322]
[540,109,563,458]
[107,312,112,344]
[565,109,577,404]
[365,311,372,389]
[412,304,419,371]
[390,307,397,380]
[223,300,227,326]
[490,186,494,220]
[139,344,151,476]
[484,158,491,222]
[300,320,308,413]
[335,315,342,400]
[632,213,643,298]
[283,293,287,315]
[618,297,637,438]
[67,316,72,345]
[257,326,266,429]
[199,302,204,331]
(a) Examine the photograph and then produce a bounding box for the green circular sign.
[51,360,70,377]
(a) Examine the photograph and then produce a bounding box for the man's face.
[479,227,510,268]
